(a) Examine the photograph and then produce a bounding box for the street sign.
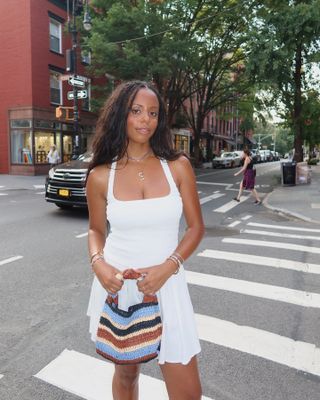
[68,75,86,88]
[67,90,88,100]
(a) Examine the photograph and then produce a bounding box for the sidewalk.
[264,164,320,224]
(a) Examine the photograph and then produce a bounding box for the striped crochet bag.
[96,269,162,364]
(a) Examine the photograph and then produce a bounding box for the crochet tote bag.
[96,269,162,365]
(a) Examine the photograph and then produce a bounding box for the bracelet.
[91,255,104,268]
[167,255,182,275]
[90,250,103,264]
[172,252,184,264]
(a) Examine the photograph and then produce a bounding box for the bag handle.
[107,268,157,304]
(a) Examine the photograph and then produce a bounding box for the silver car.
[212,152,242,168]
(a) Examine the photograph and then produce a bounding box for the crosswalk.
[32,215,320,400]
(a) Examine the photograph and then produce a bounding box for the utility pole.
[71,0,80,159]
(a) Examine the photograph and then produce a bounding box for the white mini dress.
[87,159,201,365]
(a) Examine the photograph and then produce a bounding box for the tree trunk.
[293,42,303,162]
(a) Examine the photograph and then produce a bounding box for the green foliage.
[307,158,318,165]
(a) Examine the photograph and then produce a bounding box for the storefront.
[8,108,94,175]
[173,128,191,154]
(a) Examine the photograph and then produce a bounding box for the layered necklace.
[127,149,152,181]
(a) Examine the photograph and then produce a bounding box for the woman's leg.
[160,356,202,400]
[112,364,141,400]
[251,188,261,202]
[235,181,244,201]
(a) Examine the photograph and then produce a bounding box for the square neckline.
[110,159,173,203]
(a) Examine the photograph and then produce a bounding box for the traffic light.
[55,106,74,120]
[55,106,63,118]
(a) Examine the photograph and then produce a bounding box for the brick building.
[0,0,98,175]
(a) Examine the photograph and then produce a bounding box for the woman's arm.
[170,155,205,261]
[136,156,205,294]
[86,166,123,294]
[234,156,250,176]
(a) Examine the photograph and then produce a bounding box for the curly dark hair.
[87,80,181,176]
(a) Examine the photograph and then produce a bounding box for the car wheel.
[56,204,73,210]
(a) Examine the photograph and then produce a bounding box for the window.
[49,18,62,53]
[50,71,62,104]
[10,130,33,164]
[34,132,55,164]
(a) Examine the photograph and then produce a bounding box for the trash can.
[281,161,296,186]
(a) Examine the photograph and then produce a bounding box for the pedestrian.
[47,144,60,167]
[86,80,204,400]
[233,148,261,204]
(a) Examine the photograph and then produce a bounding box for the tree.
[246,0,320,162]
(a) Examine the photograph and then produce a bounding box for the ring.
[115,273,124,281]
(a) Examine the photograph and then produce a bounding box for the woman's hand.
[92,260,124,294]
[136,261,176,295]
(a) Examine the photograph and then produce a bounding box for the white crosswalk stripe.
[222,237,320,254]
[247,221,320,233]
[200,192,225,204]
[196,314,320,377]
[198,249,320,274]
[0,255,23,266]
[185,270,320,308]
[241,228,320,241]
[35,349,214,400]
[213,195,250,213]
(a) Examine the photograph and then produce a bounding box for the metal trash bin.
[281,161,296,186]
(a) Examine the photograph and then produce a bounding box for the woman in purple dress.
[233,148,261,204]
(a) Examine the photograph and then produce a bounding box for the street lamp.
[67,0,92,160]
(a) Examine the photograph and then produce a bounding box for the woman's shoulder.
[87,164,110,190]
[167,155,194,183]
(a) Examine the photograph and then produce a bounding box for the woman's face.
[126,88,159,145]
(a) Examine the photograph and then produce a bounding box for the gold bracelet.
[90,250,103,264]
[172,252,184,264]
[167,255,181,275]
[91,255,104,268]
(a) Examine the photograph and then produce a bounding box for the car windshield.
[222,153,234,158]
[77,152,93,163]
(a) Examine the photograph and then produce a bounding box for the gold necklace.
[127,150,152,181]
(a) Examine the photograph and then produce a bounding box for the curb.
[263,192,320,225]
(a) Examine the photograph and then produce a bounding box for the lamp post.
[67,0,91,160]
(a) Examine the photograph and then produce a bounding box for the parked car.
[259,149,273,162]
[212,152,241,168]
[250,148,261,163]
[45,152,92,209]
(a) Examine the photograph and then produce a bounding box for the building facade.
[0,0,97,175]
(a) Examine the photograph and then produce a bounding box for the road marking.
[311,203,320,209]
[222,238,320,255]
[197,181,230,186]
[200,192,225,204]
[213,195,250,213]
[247,222,320,233]
[198,249,320,275]
[196,314,320,377]
[242,229,320,241]
[185,270,320,308]
[0,193,8,196]
[36,191,46,195]
[228,220,241,228]
[35,349,213,400]
[33,184,45,189]
[76,232,88,238]
[241,215,252,220]
[0,256,23,266]
[0,374,3,379]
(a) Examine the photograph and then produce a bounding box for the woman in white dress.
[86,81,204,400]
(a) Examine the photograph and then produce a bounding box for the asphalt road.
[0,161,319,400]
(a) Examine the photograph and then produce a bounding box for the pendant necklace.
[127,149,152,181]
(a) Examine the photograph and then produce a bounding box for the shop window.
[34,132,55,164]
[49,18,62,53]
[50,71,62,104]
[10,119,32,128]
[10,130,33,164]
